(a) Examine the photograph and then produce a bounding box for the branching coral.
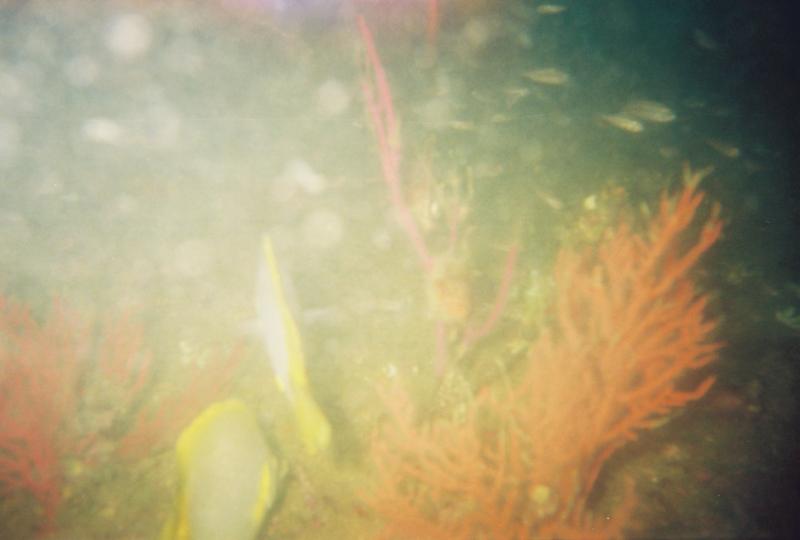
[369,165,722,539]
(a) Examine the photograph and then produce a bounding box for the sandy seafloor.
[1,0,799,538]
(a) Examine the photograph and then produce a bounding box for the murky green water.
[1,1,798,538]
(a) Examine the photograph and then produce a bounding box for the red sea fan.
[0,298,155,536]
[0,298,88,536]
[368,165,722,539]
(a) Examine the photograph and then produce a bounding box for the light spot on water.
[288,159,327,195]
[371,228,392,251]
[0,119,20,165]
[172,239,213,279]
[110,193,139,218]
[82,117,124,145]
[316,78,351,117]
[0,73,23,101]
[301,208,344,250]
[273,159,327,201]
[462,18,492,50]
[64,55,99,87]
[106,13,153,60]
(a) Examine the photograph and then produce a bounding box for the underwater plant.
[368,165,723,539]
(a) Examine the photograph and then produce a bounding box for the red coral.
[368,165,722,539]
[0,298,156,536]
[0,298,88,536]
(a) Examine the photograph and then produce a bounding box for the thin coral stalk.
[358,15,434,273]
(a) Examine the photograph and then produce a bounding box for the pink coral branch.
[358,16,519,371]
[358,15,434,273]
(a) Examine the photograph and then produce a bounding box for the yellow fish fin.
[251,461,274,526]
[294,389,332,455]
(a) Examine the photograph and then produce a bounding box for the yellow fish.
[255,235,331,454]
[162,399,280,540]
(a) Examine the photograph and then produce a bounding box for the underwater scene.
[1,0,799,538]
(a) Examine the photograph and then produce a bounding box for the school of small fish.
[443,2,746,213]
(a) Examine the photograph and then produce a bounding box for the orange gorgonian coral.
[369,165,722,540]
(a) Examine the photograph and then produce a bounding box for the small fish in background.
[599,113,644,133]
[693,28,720,51]
[503,86,530,106]
[255,235,331,455]
[161,399,282,540]
[536,4,567,15]
[534,188,564,211]
[706,138,740,158]
[623,99,676,123]
[523,67,570,86]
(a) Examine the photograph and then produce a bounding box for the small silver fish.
[504,86,530,106]
[490,113,512,124]
[523,68,570,86]
[535,188,563,210]
[537,4,567,15]
[448,120,476,131]
[706,139,740,158]
[624,100,676,123]
[600,114,644,133]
